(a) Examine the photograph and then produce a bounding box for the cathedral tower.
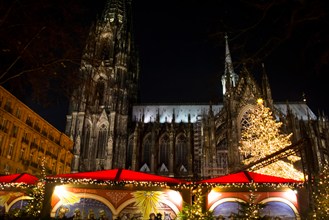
[65,0,139,172]
[221,34,238,95]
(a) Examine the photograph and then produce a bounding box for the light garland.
[196,182,303,190]
[1,158,47,218]
[1,176,304,219]
[0,182,31,190]
[46,177,188,189]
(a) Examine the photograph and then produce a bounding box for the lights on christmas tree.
[311,163,329,218]
[239,99,304,180]
[23,157,46,218]
[176,186,213,220]
[237,183,265,219]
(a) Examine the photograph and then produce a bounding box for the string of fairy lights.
[0,179,304,191]
[0,169,305,219]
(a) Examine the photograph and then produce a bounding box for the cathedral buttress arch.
[140,133,152,171]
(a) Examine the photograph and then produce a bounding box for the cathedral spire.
[221,34,238,95]
[261,63,273,109]
[224,34,234,76]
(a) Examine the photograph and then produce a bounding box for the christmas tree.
[239,99,303,180]
[24,158,46,218]
[311,163,329,219]
[8,158,46,219]
[237,183,265,219]
[177,187,214,220]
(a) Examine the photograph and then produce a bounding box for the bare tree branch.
[0,26,46,81]
[0,0,18,27]
[0,58,80,85]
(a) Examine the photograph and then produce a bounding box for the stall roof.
[198,171,303,184]
[3,171,301,185]
[0,173,39,184]
[47,169,186,184]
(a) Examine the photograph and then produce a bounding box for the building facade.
[0,86,73,176]
[66,0,329,180]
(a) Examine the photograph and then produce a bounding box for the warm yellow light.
[208,189,221,204]
[283,189,297,203]
[240,98,303,180]
[54,185,67,197]
[54,185,80,204]
[257,98,263,105]
[167,190,182,205]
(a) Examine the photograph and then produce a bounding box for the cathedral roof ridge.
[274,102,317,120]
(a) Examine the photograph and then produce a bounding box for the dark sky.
[1,0,328,131]
[133,1,329,108]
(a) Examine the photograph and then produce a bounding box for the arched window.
[102,44,110,60]
[215,139,228,175]
[126,136,134,168]
[217,152,228,170]
[176,134,188,168]
[96,79,105,105]
[239,108,254,161]
[99,33,113,60]
[142,135,152,166]
[159,134,169,167]
[96,124,108,159]
[241,109,252,132]
[82,123,91,159]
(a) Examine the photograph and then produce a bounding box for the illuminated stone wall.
[0,86,73,175]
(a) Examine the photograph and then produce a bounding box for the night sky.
[1,0,328,131]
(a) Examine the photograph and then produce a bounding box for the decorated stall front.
[45,169,189,220]
[0,173,39,217]
[1,170,306,219]
[198,171,304,220]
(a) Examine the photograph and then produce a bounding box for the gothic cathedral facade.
[65,0,329,180]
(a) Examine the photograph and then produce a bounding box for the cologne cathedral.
[65,0,329,180]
